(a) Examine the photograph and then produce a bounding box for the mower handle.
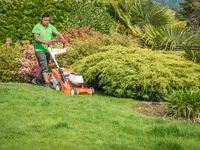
[52,40,65,48]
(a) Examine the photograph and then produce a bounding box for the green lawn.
[0,84,200,150]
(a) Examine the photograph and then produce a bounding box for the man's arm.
[33,34,52,45]
[54,31,65,40]
[54,31,68,44]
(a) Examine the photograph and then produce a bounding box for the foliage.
[61,27,101,41]
[56,33,139,67]
[167,89,200,122]
[131,0,177,27]
[72,46,200,101]
[108,0,134,34]
[0,32,138,82]
[62,1,114,34]
[185,50,200,64]
[0,39,23,82]
[17,41,39,82]
[97,0,183,29]
[0,0,70,43]
[133,24,198,49]
[97,0,191,50]
[0,38,40,82]
[0,0,113,43]
[130,0,191,49]
[176,0,200,48]
[177,0,200,28]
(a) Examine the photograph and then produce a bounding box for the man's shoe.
[32,77,42,85]
[44,82,50,87]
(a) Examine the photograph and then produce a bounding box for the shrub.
[0,39,40,82]
[61,27,101,42]
[72,46,200,101]
[167,89,200,122]
[17,41,39,82]
[56,33,139,67]
[0,39,23,82]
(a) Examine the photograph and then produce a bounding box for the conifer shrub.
[57,33,139,67]
[72,46,200,101]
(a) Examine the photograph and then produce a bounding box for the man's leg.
[43,72,49,83]
[32,67,43,85]
[35,51,50,87]
[44,52,51,83]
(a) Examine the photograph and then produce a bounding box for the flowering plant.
[62,27,101,42]
[17,40,39,81]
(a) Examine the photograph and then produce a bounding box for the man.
[32,12,67,87]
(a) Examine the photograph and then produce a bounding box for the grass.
[0,84,200,150]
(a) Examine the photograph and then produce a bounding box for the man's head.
[40,13,50,26]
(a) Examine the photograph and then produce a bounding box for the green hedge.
[72,46,200,101]
[62,1,113,34]
[0,0,113,43]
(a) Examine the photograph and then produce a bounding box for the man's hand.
[60,38,68,44]
[34,34,53,45]
[44,40,53,45]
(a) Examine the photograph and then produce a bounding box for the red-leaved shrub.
[17,40,39,81]
[62,27,101,42]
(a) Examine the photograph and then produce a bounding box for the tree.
[177,0,200,27]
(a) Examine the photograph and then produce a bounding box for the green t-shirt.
[32,23,56,52]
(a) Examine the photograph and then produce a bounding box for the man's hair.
[41,12,49,20]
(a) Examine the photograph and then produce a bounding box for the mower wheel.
[90,87,95,95]
[55,83,61,91]
[70,88,77,96]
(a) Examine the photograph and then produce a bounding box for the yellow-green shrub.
[0,41,22,82]
[56,33,139,67]
[72,46,200,101]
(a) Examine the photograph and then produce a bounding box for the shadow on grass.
[155,141,183,150]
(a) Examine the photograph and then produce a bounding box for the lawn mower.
[48,42,95,95]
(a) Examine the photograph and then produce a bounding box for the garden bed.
[132,102,200,123]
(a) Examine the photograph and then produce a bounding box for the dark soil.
[132,102,168,118]
[132,102,200,123]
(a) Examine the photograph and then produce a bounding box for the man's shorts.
[35,51,50,73]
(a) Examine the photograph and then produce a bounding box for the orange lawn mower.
[48,42,95,95]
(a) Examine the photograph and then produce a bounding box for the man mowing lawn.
[32,12,67,87]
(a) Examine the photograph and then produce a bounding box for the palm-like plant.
[131,0,174,27]
[133,24,197,49]
[109,0,134,34]
[97,0,195,50]
[130,0,193,49]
